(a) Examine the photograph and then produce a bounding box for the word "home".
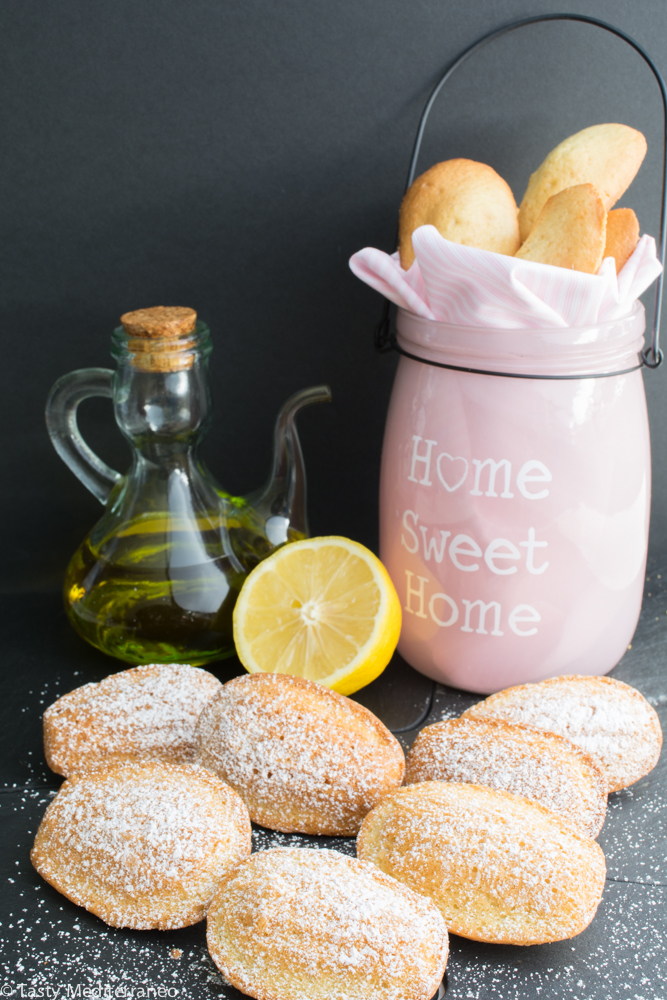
[408,436,552,500]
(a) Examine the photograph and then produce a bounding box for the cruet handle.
[45,368,123,504]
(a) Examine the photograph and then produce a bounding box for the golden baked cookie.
[207,848,448,1000]
[515,183,607,273]
[518,123,646,241]
[604,207,640,273]
[31,760,251,930]
[405,716,607,838]
[43,663,222,777]
[196,672,405,835]
[398,158,521,269]
[357,782,606,946]
[462,674,663,793]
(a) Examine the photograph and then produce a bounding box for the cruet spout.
[246,385,332,545]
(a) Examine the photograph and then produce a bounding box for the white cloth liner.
[349,225,663,330]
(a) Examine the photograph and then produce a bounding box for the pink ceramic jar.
[379,303,650,693]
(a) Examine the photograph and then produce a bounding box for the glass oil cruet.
[45,306,331,666]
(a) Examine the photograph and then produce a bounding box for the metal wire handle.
[375,12,667,373]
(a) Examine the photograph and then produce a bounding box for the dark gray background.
[2,0,667,590]
[2,5,667,995]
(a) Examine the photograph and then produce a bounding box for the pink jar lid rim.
[396,302,646,378]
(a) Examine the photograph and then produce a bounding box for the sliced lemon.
[232,536,402,695]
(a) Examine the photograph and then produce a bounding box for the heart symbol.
[437,453,468,492]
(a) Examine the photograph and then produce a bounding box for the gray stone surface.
[1,582,666,997]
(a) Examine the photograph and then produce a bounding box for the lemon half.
[232,536,402,695]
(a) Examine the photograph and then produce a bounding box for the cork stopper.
[120,306,198,372]
[120,306,197,339]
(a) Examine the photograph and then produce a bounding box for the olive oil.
[64,510,270,665]
[46,309,330,668]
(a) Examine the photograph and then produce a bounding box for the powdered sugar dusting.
[31,761,251,930]
[196,673,405,834]
[43,664,222,776]
[4,782,664,998]
[358,783,606,946]
[207,848,447,1000]
[464,676,663,792]
[405,717,607,838]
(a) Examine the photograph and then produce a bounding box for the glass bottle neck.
[110,322,213,457]
[111,319,212,373]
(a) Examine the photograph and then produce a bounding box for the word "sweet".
[401,511,548,575]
